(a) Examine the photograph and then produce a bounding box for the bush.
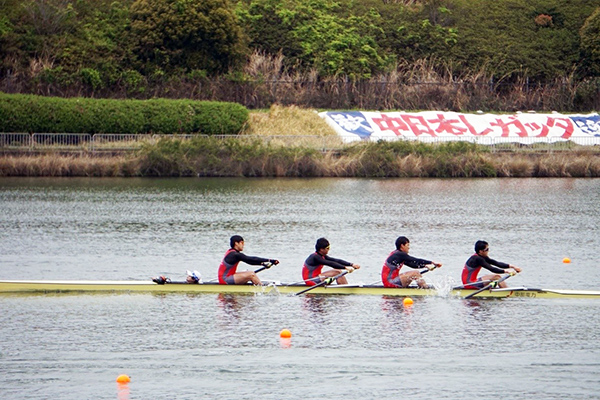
[0,92,249,134]
[79,68,103,91]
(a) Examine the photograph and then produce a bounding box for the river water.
[1,177,600,399]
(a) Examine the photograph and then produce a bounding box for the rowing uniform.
[218,249,274,284]
[462,253,509,289]
[382,250,432,288]
[303,252,352,286]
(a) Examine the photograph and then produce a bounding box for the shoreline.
[1,150,600,178]
[2,106,600,178]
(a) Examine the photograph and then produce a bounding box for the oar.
[294,269,350,296]
[288,276,324,286]
[452,280,492,290]
[253,261,276,274]
[464,272,517,299]
[419,264,438,275]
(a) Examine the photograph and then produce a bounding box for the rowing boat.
[1,280,599,299]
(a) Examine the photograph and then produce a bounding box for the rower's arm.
[232,252,272,266]
[320,254,352,269]
[402,254,433,269]
[481,257,508,273]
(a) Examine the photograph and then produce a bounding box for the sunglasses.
[482,248,489,252]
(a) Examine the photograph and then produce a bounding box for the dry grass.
[4,49,597,110]
[0,154,137,177]
[534,154,600,177]
[494,154,535,177]
[3,151,600,178]
[242,104,335,137]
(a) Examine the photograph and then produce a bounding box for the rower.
[462,240,522,289]
[302,238,360,286]
[382,236,442,288]
[218,235,279,285]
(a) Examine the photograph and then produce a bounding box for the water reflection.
[215,293,244,320]
[302,295,327,311]
[460,299,497,322]
[380,296,414,315]
[379,296,415,334]
[301,296,331,322]
[116,383,130,400]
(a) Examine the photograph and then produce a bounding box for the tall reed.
[3,139,600,178]
[0,154,137,177]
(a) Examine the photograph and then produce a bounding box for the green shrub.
[0,92,249,134]
[79,68,103,90]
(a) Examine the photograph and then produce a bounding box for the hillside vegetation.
[1,0,599,110]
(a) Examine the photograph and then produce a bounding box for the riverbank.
[2,106,600,178]
[1,141,600,178]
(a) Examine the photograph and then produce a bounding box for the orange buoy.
[403,297,414,306]
[280,329,292,338]
[116,374,130,383]
[563,257,571,264]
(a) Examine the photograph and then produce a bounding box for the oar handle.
[254,261,275,274]
[420,264,438,275]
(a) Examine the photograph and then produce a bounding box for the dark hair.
[315,237,330,251]
[230,235,244,248]
[475,240,488,253]
[395,236,410,250]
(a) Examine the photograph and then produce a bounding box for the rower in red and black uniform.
[462,240,521,289]
[218,235,279,285]
[302,238,360,286]
[382,236,442,288]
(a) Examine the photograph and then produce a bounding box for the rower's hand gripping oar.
[254,261,277,274]
[420,264,439,275]
[294,268,352,296]
[464,271,518,299]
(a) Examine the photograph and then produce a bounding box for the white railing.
[1,133,599,153]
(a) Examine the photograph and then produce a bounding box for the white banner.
[319,111,600,145]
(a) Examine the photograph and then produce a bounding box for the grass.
[242,104,334,137]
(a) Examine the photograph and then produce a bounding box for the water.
[1,177,600,399]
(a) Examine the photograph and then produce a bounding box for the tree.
[447,0,588,82]
[376,1,457,64]
[237,0,389,78]
[235,0,304,67]
[129,0,247,74]
[580,7,600,76]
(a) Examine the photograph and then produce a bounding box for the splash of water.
[429,275,458,297]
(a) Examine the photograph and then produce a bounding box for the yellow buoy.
[116,374,131,383]
[403,297,414,306]
[280,329,292,338]
[563,257,571,264]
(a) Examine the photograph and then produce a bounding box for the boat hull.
[1,280,600,299]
